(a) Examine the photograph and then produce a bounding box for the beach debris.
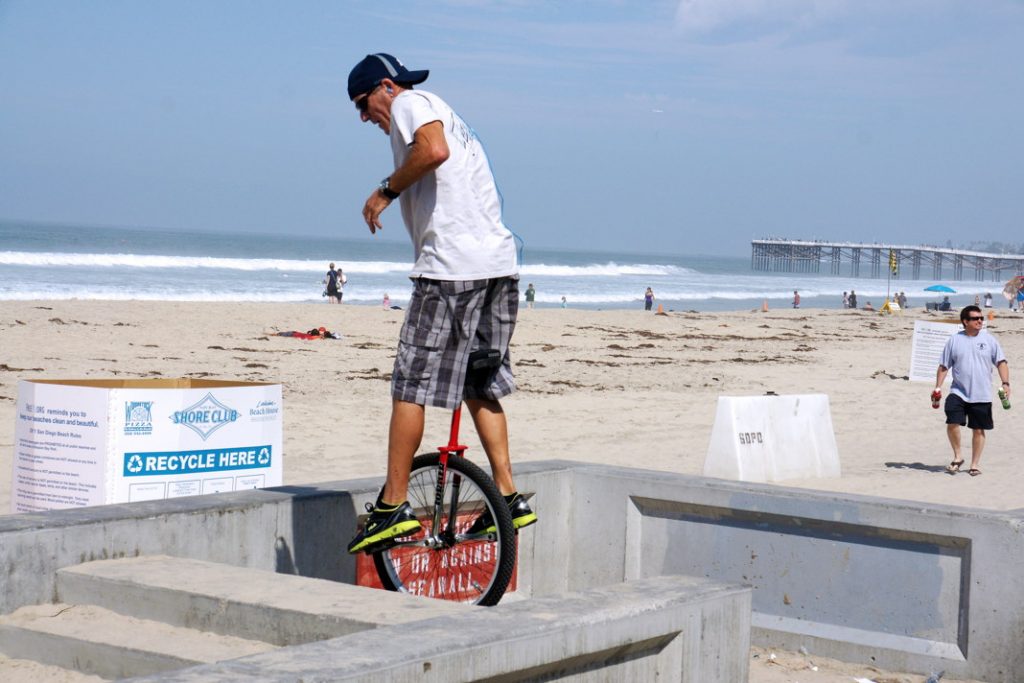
[852,678,878,683]
[870,370,908,381]
[924,671,945,683]
[0,363,45,372]
[568,358,621,367]
[347,368,390,381]
[798,646,809,655]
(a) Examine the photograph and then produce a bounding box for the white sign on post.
[703,394,841,483]
[908,320,960,383]
[13,379,283,513]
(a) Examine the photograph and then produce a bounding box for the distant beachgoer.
[792,290,800,309]
[644,287,654,311]
[984,292,992,308]
[848,290,857,309]
[525,283,536,309]
[382,293,390,309]
[975,295,981,307]
[940,296,951,312]
[935,305,1010,477]
[898,291,908,309]
[863,301,874,311]
[324,263,343,303]
[842,291,849,309]
[561,295,567,309]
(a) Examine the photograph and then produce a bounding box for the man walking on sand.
[935,305,1010,476]
[345,53,536,553]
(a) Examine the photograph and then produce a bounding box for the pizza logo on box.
[124,402,154,436]
[170,393,239,441]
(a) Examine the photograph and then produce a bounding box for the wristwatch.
[378,176,400,200]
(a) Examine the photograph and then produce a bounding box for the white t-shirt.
[389,90,517,280]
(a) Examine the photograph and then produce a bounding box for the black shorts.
[944,394,994,430]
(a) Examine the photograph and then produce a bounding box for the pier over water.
[751,239,1024,281]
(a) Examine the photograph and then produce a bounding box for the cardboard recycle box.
[13,378,282,513]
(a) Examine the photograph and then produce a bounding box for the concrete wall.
[2,460,1022,681]
[535,463,1024,683]
[125,575,751,683]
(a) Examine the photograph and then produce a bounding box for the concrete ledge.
[3,459,1023,681]
[571,464,1024,682]
[0,603,275,679]
[124,575,751,683]
[57,555,472,646]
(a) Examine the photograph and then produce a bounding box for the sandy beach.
[3,300,1022,512]
[1,300,1017,682]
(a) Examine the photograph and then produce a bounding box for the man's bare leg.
[465,398,515,495]
[946,423,962,465]
[381,399,425,505]
[969,428,986,471]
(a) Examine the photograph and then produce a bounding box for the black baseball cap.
[347,53,429,100]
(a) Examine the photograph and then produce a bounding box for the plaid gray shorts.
[392,276,519,409]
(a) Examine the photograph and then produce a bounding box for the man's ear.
[381,78,397,94]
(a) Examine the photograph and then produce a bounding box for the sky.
[1,0,1022,257]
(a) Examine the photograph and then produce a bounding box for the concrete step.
[0,653,106,683]
[57,555,472,646]
[0,603,276,680]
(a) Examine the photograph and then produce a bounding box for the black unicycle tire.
[373,453,516,606]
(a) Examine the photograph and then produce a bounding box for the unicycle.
[371,350,517,606]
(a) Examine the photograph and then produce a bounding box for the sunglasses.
[354,83,381,114]
[966,316,984,321]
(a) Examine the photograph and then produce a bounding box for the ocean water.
[0,221,1011,312]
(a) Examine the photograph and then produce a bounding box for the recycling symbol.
[257,448,270,466]
[126,454,143,474]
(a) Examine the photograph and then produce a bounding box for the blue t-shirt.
[939,329,1006,403]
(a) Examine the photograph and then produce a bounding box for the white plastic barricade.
[703,394,841,483]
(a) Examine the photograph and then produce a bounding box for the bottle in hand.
[998,388,1011,410]
[931,390,942,409]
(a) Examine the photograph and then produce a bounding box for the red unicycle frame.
[370,350,517,605]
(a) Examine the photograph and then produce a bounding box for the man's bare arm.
[363,121,449,233]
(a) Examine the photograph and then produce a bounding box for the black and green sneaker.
[347,501,422,554]
[466,493,538,535]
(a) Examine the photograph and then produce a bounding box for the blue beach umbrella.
[924,284,956,293]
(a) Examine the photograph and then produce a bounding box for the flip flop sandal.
[946,460,965,474]
[968,468,982,477]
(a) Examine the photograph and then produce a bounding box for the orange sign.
[356,513,518,601]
